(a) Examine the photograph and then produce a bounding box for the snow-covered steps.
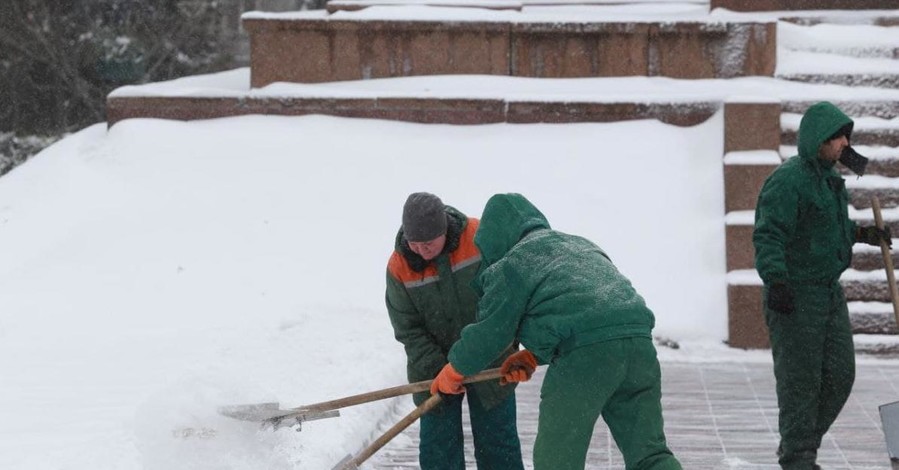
[849,301,899,334]
[843,269,899,303]
[712,0,899,10]
[852,241,899,271]
[781,112,899,148]
[782,100,899,120]
[854,334,899,355]
[776,21,899,89]
[779,71,899,90]
[848,183,899,212]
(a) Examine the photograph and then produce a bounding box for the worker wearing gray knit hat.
[385,192,523,470]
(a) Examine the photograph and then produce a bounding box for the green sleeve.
[448,263,526,376]
[753,175,798,284]
[385,272,446,378]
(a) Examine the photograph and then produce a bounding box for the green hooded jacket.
[386,206,514,408]
[753,102,857,285]
[448,193,655,375]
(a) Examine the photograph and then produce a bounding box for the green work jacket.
[754,102,857,285]
[386,206,514,407]
[448,193,655,375]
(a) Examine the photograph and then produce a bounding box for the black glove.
[857,225,892,248]
[767,283,794,315]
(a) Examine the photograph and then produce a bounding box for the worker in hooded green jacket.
[430,193,682,470]
[386,192,523,470]
[754,101,891,470]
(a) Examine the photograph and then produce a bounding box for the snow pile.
[0,113,726,469]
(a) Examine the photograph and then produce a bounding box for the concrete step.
[780,46,899,60]
[853,334,899,355]
[780,128,899,148]
[778,72,899,89]
[712,0,899,11]
[848,182,899,209]
[780,145,899,177]
[777,38,899,88]
[848,301,898,334]
[843,271,899,303]
[782,101,899,120]
[778,21,899,59]
[781,113,899,147]
[852,243,899,271]
[780,14,899,28]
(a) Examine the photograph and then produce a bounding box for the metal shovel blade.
[880,400,899,461]
[218,402,286,421]
[218,402,339,431]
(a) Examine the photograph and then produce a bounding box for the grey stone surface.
[367,360,899,469]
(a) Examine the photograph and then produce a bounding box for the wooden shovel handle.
[291,367,503,415]
[336,394,444,470]
[871,196,899,328]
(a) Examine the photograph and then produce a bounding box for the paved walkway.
[368,359,899,469]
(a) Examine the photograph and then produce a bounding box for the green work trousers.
[764,281,856,470]
[419,387,524,470]
[534,337,681,470]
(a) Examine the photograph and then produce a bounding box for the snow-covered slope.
[0,113,726,469]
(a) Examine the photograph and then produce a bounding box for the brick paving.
[368,359,899,469]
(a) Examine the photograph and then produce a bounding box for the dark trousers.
[419,387,524,470]
[764,282,856,470]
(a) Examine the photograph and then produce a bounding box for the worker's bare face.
[819,134,848,162]
[408,235,446,261]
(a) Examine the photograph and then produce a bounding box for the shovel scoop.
[217,402,340,431]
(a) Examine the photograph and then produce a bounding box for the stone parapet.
[244,18,511,86]
[243,16,776,85]
[106,95,720,127]
[511,22,775,80]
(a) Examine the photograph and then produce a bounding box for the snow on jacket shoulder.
[449,193,655,376]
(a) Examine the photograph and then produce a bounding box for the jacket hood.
[474,193,550,268]
[797,101,853,162]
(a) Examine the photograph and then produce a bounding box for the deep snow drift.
[0,113,732,469]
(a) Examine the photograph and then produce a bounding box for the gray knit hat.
[402,192,447,242]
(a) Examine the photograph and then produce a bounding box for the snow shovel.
[870,197,899,329]
[872,197,899,468]
[331,393,444,470]
[219,367,504,431]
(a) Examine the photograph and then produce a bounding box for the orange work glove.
[500,350,537,385]
[430,363,465,395]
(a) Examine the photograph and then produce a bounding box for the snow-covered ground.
[6,3,899,470]
[0,110,738,469]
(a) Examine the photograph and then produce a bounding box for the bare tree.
[0,0,242,134]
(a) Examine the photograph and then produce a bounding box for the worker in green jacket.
[430,193,682,470]
[753,101,891,470]
[386,192,523,470]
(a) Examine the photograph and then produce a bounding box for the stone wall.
[106,95,719,127]
[243,18,776,85]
